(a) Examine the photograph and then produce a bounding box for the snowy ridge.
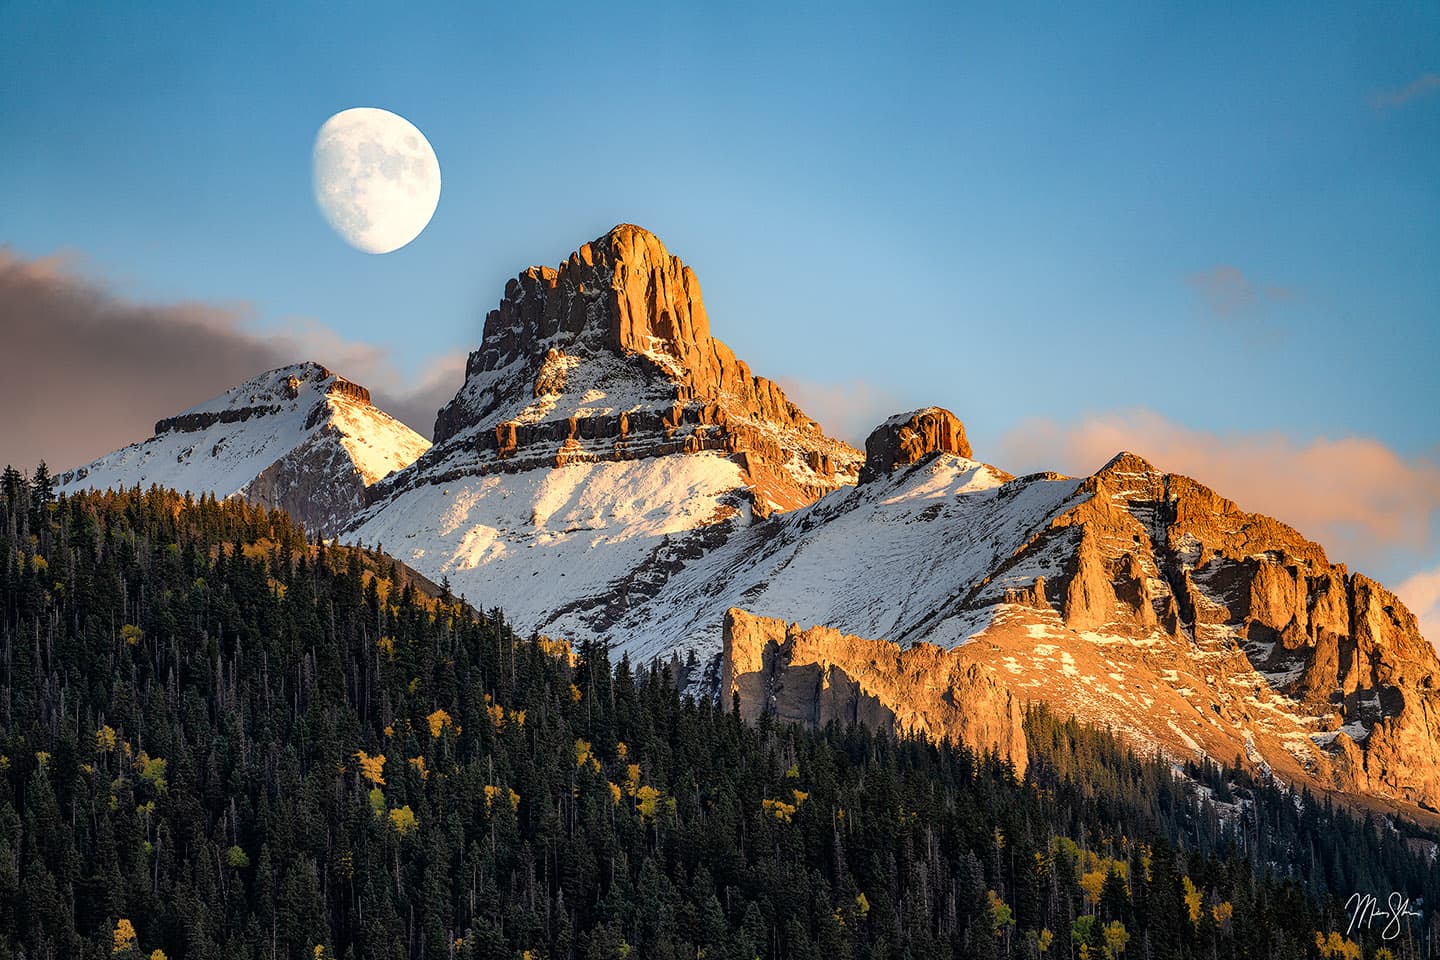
[59,362,429,534]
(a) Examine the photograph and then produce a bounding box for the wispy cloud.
[775,377,904,448]
[0,248,465,471]
[998,408,1440,579]
[1371,72,1440,109]
[1397,564,1440,648]
[1186,265,1294,318]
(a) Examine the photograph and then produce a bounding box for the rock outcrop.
[858,407,972,483]
[978,449,1440,811]
[722,608,1028,776]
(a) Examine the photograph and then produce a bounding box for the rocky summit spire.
[420,224,862,516]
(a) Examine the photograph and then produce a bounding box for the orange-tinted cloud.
[997,409,1440,576]
[1372,72,1440,109]
[1397,565,1440,648]
[0,247,464,470]
[1186,265,1294,317]
[775,377,904,448]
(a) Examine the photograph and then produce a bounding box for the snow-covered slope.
[59,362,428,534]
[340,222,1440,817]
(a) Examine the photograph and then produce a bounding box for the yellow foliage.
[615,741,629,760]
[536,635,572,662]
[575,739,593,768]
[1080,870,1108,905]
[1211,901,1233,926]
[151,951,168,960]
[855,892,870,916]
[785,763,800,779]
[121,623,142,646]
[624,763,641,797]
[388,805,418,836]
[1102,920,1129,958]
[608,782,622,805]
[569,683,583,702]
[355,750,386,785]
[1037,928,1054,954]
[383,725,394,738]
[792,789,809,805]
[34,751,49,768]
[482,784,519,812]
[96,724,117,752]
[763,798,797,823]
[408,756,428,781]
[1181,876,1202,925]
[427,709,454,737]
[636,785,662,822]
[368,788,385,819]
[112,918,137,954]
[377,635,395,657]
[1313,932,1362,960]
[486,701,506,729]
[138,755,167,792]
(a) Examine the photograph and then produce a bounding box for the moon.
[312,107,441,254]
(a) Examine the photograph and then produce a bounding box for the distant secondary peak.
[153,362,372,436]
[1095,450,1159,478]
[859,407,972,483]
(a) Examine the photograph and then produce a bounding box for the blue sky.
[2,2,1438,599]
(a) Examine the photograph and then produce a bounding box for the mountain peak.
[416,225,861,517]
[61,361,427,534]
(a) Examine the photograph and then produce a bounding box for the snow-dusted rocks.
[858,407,972,483]
[336,221,1440,814]
[408,224,861,515]
[345,224,863,636]
[58,362,428,534]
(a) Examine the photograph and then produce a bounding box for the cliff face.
[722,608,1028,776]
[416,224,861,517]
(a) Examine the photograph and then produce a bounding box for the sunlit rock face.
[722,608,1028,777]
[420,223,861,516]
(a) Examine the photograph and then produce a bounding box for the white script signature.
[1346,891,1424,940]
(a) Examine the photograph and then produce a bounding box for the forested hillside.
[1,468,1436,959]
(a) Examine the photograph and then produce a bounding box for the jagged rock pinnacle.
[859,407,972,483]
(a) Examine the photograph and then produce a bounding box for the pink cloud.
[775,377,904,448]
[1397,565,1440,649]
[997,409,1440,575]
